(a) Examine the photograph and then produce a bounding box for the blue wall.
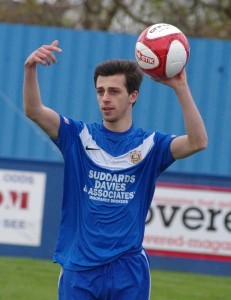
[0,23,230,177]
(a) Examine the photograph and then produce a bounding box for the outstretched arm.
[152,69,208,160]
[23,40,62,140]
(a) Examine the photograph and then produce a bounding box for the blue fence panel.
[0,23,230,177]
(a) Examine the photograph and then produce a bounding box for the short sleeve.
[51,115,84,155]
[154,131,176,175]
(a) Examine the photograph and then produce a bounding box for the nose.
[102,91,110,102]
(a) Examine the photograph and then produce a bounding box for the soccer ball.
[135,23,190,79]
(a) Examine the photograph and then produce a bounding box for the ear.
[129,90,138,105]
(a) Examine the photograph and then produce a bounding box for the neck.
[103,119,132,132]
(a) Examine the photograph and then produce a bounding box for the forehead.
[96,74,126,89]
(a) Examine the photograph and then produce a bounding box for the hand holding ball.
[135,23,190,79]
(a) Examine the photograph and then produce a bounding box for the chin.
[103,116,117,123]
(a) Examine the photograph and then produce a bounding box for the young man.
[24,40,208,300]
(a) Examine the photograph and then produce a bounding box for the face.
[96,74,137,129]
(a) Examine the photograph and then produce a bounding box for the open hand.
[25,40,62,68]
[150,68,188,90]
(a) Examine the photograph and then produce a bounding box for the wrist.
[174,82,190,95]
[24,60,37,70]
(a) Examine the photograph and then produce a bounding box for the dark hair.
[94,59,144,94]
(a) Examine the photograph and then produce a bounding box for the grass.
[0,256,231,300]
[151,270,231,300]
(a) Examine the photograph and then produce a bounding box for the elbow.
[201,132,208,150]
[202,137,208,150]
[198,141,208,152]
[24,107,40,123]
[195,134,208,152]
[24,107,34,120]
[23,103,42,121]
[24,107,30,118]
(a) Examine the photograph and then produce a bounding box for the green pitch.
[0,256,230,300]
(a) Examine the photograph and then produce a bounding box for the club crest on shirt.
[130,150,142,164]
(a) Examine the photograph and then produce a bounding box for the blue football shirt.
[52,115,175,270]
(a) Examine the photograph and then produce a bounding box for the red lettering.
[21,192,29,209]
[0,190,29,209]
[136,50,155,64]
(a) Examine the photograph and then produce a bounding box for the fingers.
[37,48,57,66]
[51,40,59,47]
[150,75,161,82]
[39,40,62,66]
[149,68,187,88]
[25,40,62,67]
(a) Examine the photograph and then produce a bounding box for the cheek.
[97,97,102,105]
[118,100,130,112]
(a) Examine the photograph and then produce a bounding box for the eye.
[96,89,104,96]
[109,89,120,95]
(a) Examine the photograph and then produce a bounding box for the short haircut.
[94,59,144,94]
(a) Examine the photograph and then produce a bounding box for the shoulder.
[59,115,86,132]
[154,130,176,143]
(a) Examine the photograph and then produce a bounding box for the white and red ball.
[135,23,190,79]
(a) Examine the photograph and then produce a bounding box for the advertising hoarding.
[144,182,231,261]
[0,169,46,246]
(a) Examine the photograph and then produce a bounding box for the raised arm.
[23,40,62,140]
[153,69,208,160]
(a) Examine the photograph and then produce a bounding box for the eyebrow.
[96,87,122,91]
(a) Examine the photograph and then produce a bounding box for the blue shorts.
[58,249,151,300]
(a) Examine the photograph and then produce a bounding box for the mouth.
[102,107,113,112]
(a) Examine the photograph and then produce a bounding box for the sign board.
[0,169,46,246]
[144,183,231,261]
